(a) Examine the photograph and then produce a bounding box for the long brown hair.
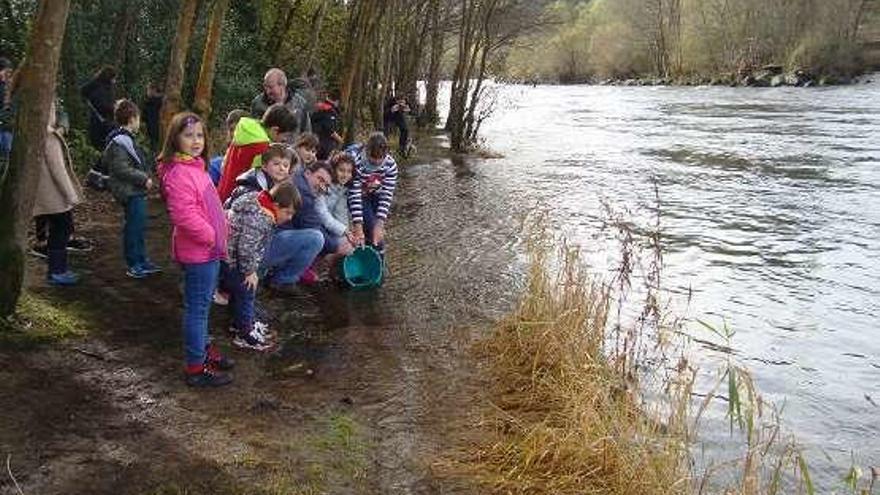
[158,112,210,165]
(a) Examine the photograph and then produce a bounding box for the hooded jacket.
[216,117,270,202]
[227,191,277,275]
[103,127,150,203]
[158,154,227,264]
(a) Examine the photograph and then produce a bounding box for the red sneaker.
[299,266,319,285]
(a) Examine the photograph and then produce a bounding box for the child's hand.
[352,224,365,246]
[372,222,385,246]
[244,272,259,291]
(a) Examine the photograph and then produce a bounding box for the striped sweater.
[347,144,398,223]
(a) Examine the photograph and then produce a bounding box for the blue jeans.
[361,194,385,254]
[261,228,324,285]
[123,195,147,268]
[221,262,255,333]
[0,131,12,155]
[182,260,219,366]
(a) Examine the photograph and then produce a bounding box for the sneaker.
[205,344,236,371]
[185,365,233,387]
[232,328,274,352]
[139,260,162,275]
[213,290,229,306]
[47,271,79,286]
[254,320,276,341]
[299,266,319,285]
[126,265,149,279]
[29,243,48,259]
[67,237,93,253]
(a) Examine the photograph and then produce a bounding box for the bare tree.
[447,0,549,151]
[0,0,71,317]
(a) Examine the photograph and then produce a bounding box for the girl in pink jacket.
[158,112,233,388]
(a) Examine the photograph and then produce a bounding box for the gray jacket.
[103,130,149,203]
[227,191,276,275]
[250,88,312,139]
[315,183,350,236]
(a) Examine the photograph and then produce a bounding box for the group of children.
[101,98,399,387]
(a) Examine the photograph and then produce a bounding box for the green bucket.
[340,246,384,290]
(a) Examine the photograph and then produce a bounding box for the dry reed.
[470,235,691,495]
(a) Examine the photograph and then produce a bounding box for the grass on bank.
[462,231,858,494]
[0,291,90,348]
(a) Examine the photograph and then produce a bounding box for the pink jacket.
[158,155,227,264]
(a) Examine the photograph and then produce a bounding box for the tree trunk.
[340,0,384,142]
[111,0,137,74]
[268,0,303,66]
[60,21,85,130]
[0,0,70,318]
[423,0,443,127]
[303,0,329,74]
[160,0,199,137]
[194,0,230,121]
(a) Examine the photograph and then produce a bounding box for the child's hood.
[230,191,275,223]
[232,117,269,147]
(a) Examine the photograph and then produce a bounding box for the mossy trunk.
[0,0,70,318]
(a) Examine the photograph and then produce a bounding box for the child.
[216,103,298,202]
[158,112,233,388]
[33,101,82,286]
[315,152,355,267]
[292,132,318,172]
[225,143,293,207]
[224,181,300,350]
[103,99,160,278]
[347,132,398,255]
[208,109,248,187]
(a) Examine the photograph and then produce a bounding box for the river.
[406,80,879,490]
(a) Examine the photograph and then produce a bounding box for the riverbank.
[503,67,877,88]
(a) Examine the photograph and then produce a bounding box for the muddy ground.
[0,138,502,494]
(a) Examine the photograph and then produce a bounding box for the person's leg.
[34,216,48,244]
[47,211,73,272]
[222,263,253,332]
[182,260,219,368]
[360,195,385,254]
[262,228,325,286]
[123,195,147,269]
[398,120,409,153]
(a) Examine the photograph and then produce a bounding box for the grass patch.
[261,412,369,494]
[0,291,91,348]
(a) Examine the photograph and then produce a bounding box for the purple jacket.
[159,155,227,264]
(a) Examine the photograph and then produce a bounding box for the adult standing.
[33,101,83,286]
[311,89,343,160]
[80,65,117,151]
[383,93,411,156]
[142,82,163,153]
[80,65,117,189]
[251,68,311,142]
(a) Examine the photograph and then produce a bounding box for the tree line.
[502,0,876,83]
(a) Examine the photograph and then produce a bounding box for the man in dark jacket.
[383,93,411,156]
[311,89,343,160]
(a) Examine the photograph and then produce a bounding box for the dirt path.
[0,140,493,494]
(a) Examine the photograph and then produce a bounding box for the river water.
[419,80,879,489]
